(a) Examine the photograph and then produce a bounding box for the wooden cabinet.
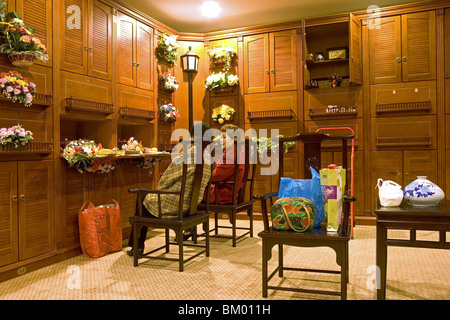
[15,0,53,67]
[117,11,153,90]
[369,11,436,84]
[304,14,362,89]
[243,29,297,94]
[60,0,112,81]
[0,161,54,268]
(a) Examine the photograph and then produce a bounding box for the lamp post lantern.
[181,46,199,129]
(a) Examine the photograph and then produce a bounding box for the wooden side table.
[374,199,450,300]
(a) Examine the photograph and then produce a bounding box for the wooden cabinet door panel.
[269,30,297,92]
[136,22,153,90]
[16,0,52,67]
[369,16,402,84]
[117,12,136,87]
[349,13,362,85]
[61,0,88,74]
[0,162,18,268]
[18,161,54,260]
[402,11,436,82]
[89,173,112,205]
[113,164,138,230]
[403,150,437,186]
[89,0,112,80]
[243,34,269,93]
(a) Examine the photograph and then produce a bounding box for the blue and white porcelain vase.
[403,176,445,206]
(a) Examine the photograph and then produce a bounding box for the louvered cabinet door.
[349,13,362,85]
[88,0,112,81]
[243,33,269,93]
[16,0,52,67]
[136,22,153,91]
[0,162,18,268]
[117,12,136,87]
[18,161,54,261]
[61,0,88,75]
[369,16,402,84]
[269,30,297,92]
[402,11,436,82]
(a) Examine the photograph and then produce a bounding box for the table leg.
[376,222,387,300]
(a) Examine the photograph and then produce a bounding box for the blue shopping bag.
[278,167,325,228]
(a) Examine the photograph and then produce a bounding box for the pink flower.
[6,86,13,92]
[23,87,28,92]
[26,93,32,100]
[14,89,21,95]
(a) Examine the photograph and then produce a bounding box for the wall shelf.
[119,106,155,121]
[308,106,357,118]
[0,141,54,154]
[65,96,114,115]
[376,136,432,147]
[376,100,432,114]
[247,109,294,120]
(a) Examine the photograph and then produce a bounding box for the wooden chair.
[199,139,256,247]
[256,132,356,299]
[128,139,213,272]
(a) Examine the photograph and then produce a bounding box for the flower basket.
[211,85,235,95]
[159,103,180,122]
[205,72,239,92]
[212,104,235,124]
[2,142,28,151]
[158,73,179,93]
[8,52,36,67]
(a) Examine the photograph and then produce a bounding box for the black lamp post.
[181,46,199,129]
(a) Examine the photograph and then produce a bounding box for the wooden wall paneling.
[446,79,450,113]
[401,11,436,82]
[269,29,297,92]
[113,163,138,230]
[0,162,18,268]
[18,160,54,260]
[243,33,269,93]
[60,0,88,75]
[403,149,438,186]
[88,0,113,81]
[369,15,402,84]
[445,9,450,79]
[369,80,437,118]
[370,115,437,150]
[16,0,53,68]
[0,63,53,95]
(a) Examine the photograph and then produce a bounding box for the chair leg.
[177,228,184,272]
[232,210,237,247]
[205,220,210,257]
[262,239,268,298]
[165,229,170,253]
[340,242,348,300]
[248,206,254,237]
[214,212,219,235]
[133,222,140,267]
[278,244,283,277]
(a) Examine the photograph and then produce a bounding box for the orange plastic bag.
[78,200,122,258]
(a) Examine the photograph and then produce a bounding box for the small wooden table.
[374,199,450,300]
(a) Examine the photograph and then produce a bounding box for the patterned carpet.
[0,220,449,300]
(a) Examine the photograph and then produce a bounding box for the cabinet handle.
[270,69,275,74]
[396,57,401,62]
[404,172,408,176]
[89,47,93,52]
[20,194,25,201]
[403,56,407,62]
[265,70,269,75]
[83,45,88,51]
[397,173,402,177]
[136,62,140,67]
[11,195,17,201]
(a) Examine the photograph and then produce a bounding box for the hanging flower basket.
[2,142,28,151]
[8,52,36,67]
[211,85,235,95]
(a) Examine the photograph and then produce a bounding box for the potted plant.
[155,31,180,64]
[0,4,49,66]
[205,71,239,93]
[159,72,179,93]
[207,47,236,70]
[159,103,180,122]
[0,123,33,151]
[0,70,37,106]
[212,104,235,124]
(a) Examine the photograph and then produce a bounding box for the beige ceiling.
[120,0,428,33]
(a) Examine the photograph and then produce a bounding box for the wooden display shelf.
[65,96,114,115]
[0,141,54,154]
[119,106,155,121]
[376,136,432,147]
[376,100,432,114]
[247,109,294,120]
[308,106,357,118]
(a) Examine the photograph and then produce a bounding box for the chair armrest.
[254,192,278,200]
[128,188,181,195]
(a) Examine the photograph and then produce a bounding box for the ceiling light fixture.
[199,1,222,18]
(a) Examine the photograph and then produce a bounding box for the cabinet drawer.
[304,118,363,151]
[370,81,436,117]
[371,115,437,149]
[244,91,298,122]
[304,86,362,120]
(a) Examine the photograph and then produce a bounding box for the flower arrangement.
[121,137,144,153]
[251,135,295,154]
[159,103,180,122]
[0,123,33,150]
[212,104,235,124]
[0,70,37,106]
[159,72,179,93]
[207,47,236,70]
[0,5,48,66]
[155,31,180,64]
[329,73,342,87]
[205,71,239,91]
[63,139,116,173]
